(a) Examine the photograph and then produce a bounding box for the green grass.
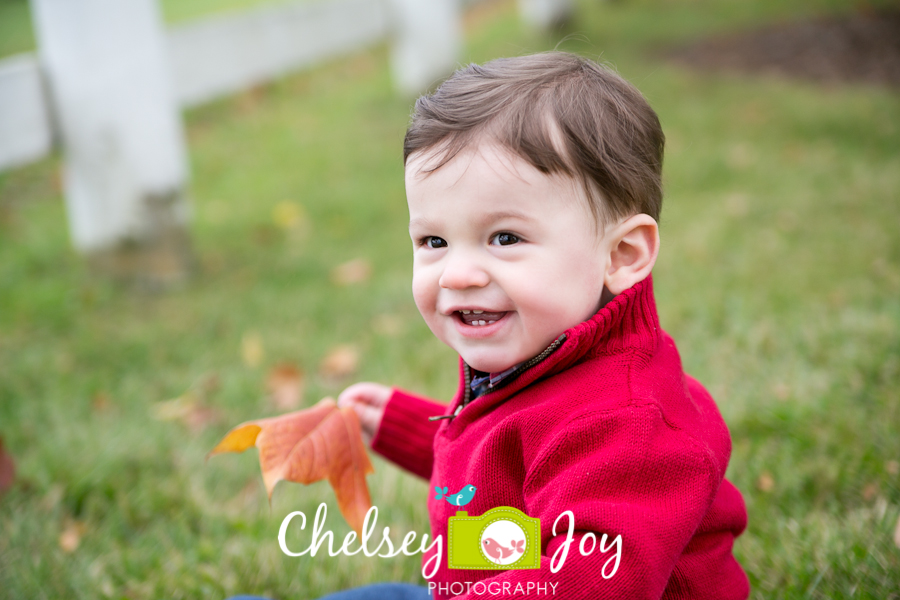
[2,0,899,598]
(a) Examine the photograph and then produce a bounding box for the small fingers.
[337,382,372,407]
[356,403,385,444]
[337,382,391,408]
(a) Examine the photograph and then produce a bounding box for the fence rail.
[168,0,391,108]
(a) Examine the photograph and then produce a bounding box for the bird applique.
[434,485,477,506]
[482,538,525,561]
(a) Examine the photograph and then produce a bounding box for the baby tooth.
[487,320,495,324]
[472,310,483,314]
[461,310,471,314]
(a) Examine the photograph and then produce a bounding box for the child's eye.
[491,232,520,246]
[422,236,448,249]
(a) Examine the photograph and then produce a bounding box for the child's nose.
[438,250,490,290]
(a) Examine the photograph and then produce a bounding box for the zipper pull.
[428,404,463,421]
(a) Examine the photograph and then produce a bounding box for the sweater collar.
[551,272,660,369]
[447,275,661,422]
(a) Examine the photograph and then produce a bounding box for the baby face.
[406,143,609,374]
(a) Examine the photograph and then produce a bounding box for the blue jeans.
[227,582,431,600]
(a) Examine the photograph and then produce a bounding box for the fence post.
[518,0,573,29]
[387,0,462,96]
[0,56,53,171]
[29,0,192,287]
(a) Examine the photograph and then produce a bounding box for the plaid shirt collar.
[469,363,523,399]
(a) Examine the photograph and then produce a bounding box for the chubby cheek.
[514,269,602,330]
[411,271,442,331]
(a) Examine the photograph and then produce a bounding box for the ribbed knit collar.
[552,272,660,368]
[445,275,661,427]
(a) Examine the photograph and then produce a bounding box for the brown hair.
[403,52,665,225]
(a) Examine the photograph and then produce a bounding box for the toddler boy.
[339,51,749,599]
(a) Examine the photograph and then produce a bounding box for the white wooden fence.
[168,0,391,108]
[1,0,477,172]
[0,0,570,283]
[0,0,575,172]
[0,54,53,171]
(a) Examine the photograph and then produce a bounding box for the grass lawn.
[1,0,899,598]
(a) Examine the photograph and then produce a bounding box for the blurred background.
[1,0,898,598]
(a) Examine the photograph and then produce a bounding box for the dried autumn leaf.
[209,398,374,535]
[0,437,15,494]
[182,405,224,433]
[266,363,305,410]
[756,471,775,493]
[237,83,266,114]
[272,201,306,231]
[151,392,222,433]
[91,392,112,413]
[771,382,790,401]
[861,483,878,502]
[59,519,87,553]
[242,332,264,368]
[331,258,371,286]
[319,345,359,379]
[372,313,404,337]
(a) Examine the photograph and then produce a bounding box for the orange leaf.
[319,345,359,379]
[372,313,405,337]
[266,363,305,410]
[756,471,775,493]
[209,398,374,535]
[331,258,371,286]
[59,519,87,553]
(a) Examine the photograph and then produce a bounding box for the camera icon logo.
[447,506,541,570]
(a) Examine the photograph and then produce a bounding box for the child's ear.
[604,214,660,295]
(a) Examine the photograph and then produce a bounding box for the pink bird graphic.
[482,538,525,561]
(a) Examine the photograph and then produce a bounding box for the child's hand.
[337,382,392,446]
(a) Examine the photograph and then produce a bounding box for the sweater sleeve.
[370,388,447,481]
[453,403,735,600]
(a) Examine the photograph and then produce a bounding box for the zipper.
[427,333,567,422]
[428,365,470,421]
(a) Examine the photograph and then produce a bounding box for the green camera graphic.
[447,507,541,570]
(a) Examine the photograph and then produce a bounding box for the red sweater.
[371,276,749,599]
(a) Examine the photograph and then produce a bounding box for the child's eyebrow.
[474,210,534,226]
[408,216,438,231]
[409,211,534,231]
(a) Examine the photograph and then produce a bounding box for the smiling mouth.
[456,310,508,327]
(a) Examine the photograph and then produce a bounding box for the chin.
[461,352,519,374]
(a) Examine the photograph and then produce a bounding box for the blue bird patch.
[434,484,477,506]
